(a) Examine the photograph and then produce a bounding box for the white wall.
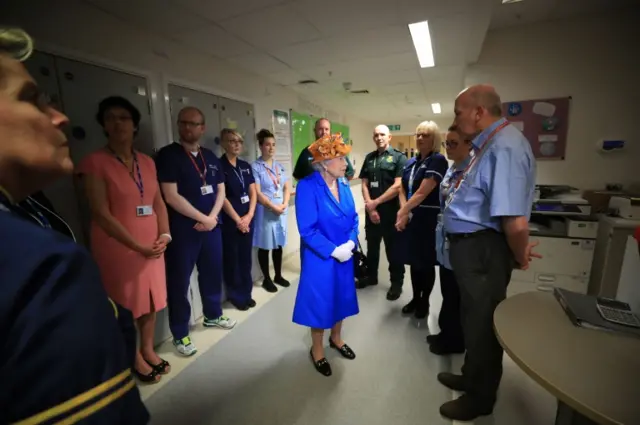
[466,10,639,190]
[3,1,373,263]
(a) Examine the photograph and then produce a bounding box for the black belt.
[447,228,497,242]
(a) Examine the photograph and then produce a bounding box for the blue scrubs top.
[155,142,225,228]
[0,196,149,425]
[443,118,536,234]
[220,154,255,220]
[401,152,448,208]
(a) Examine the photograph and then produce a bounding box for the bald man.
[437,85,538,421]
[358,125,407,299]
[292,118,355,181]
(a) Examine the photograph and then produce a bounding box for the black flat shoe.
[402,300,417,314]
[263,279,278,293]
[429,340,465,356]
[274,276,290,287]
[134,367,161,384]
[230,300,249,311]
[310,350,332,376]
[247,299,257,308]
[145,358,171,375]
[414,305,429,319]
[386,286,402,301]
[329,339,356,360]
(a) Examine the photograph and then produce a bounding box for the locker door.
[219,97,256,162]
[54,57,153,247]
[167,84,222,156]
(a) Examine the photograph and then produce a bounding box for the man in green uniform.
[358,125,407,300]
[293,117,355,180]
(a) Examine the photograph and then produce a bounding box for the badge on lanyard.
[201,185,214,195]
[241,195,250,204]
[264,162,281,198]
[185,147,212,196]
[370,181,379,188]
[109,147,152,217]
[232,166,248,203]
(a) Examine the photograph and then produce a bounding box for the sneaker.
[173,336,197,357]
[203,315,237,330]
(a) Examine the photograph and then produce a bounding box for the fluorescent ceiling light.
[431,103,441,114]
[408,20,435,68]
[502,0,524,3]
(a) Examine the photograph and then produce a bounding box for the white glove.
[340,240,356,252]
[331,245,354,263]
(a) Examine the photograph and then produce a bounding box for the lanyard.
[185,147,208,186]
[445,120,509,209]
[263,162,280,188]
[407,163,418,199]
[232,167,246,193]
[108,147,144,201]
[24,198,51,228]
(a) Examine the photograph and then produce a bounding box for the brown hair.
[256,128,274,145]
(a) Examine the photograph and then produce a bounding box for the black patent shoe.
[402,299,417,314]
[274,276,290,287]
[263,278,278,293]
[310,350,332,376]
[329,338,356,360]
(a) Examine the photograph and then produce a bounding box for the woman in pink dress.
[78,96,170,384]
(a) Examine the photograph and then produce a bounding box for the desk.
[494,292,640,425]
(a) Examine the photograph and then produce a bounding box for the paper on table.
[511,121,524,132]
[532,102,556,117]
[538,134,559,143]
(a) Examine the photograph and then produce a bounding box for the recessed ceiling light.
[431,103,441,114]
[502,0,524,4]
[408,20,435,68]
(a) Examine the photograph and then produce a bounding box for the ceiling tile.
[218,3,321,49]
[419,65,466,82]
[325,25,414,60]
[269,39,348,68]
[172,0,288,22]
[228,52,291,74]
[173,24,257,58]
[85,0,209,34]
[265,69,309,86]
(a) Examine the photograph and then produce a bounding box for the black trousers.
[365,212,405,286]
[449,230,514,406]
[438,266,464,346]
[409,265,435,310]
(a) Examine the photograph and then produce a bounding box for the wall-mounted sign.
[387,124,401,131]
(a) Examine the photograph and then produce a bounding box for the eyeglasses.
[178,120,203,128]
[445,140,458,148]
[414,133,432,139]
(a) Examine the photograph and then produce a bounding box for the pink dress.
[77,149,167,318]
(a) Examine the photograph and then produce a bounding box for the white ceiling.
[82,0,634,122]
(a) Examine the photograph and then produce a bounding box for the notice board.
[502,97,571,160]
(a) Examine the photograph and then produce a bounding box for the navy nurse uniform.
[220,154,256,309]
[155,142,225,340]
[292,172,360,329]
[396,152,448,316]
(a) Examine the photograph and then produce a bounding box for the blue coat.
[292,172,359,329]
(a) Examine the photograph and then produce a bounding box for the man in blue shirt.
[437,85,540,421]
[156,107,237,357]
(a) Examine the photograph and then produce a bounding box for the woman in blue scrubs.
[252,129,291,292]
[221,128,257,310]
[429,125,469,355]
[293,133,359,377]
[395,121,449,319]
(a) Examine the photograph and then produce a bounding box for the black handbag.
[353,238,368,281]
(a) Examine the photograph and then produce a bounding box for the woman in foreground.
[293,133,359,377]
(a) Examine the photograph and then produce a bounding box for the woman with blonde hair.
[0,27,148,423]
[395,121,448,319]
[293,133,359,377]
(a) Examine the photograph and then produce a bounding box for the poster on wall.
[271,109,292,157]
[502,96,571,160]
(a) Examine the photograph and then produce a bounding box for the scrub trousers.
[166,225,224,340]
[365,210,405,287]
[222,223,254,305]
[449,229,514,408]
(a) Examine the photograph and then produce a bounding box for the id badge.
[273,191,282,199]
[408,212,413,222]
[201,185,213,195]
[136,205,153,217]
[444,238,450,251]
[370,181,379,188]
[241,195,250,204]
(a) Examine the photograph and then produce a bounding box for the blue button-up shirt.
[442,118,536,234]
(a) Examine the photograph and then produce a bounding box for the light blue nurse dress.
[251,157,289,250]
[292,172,360,329]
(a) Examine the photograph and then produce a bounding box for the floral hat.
[308,133,351,163]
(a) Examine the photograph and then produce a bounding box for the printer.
[609,196,640,220]
[532,185,592,216]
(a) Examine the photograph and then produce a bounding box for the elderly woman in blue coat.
[293,133,359,377]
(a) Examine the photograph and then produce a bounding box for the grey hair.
[311,161,328,172]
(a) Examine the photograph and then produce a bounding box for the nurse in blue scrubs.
[252,129,291,292]
[293,133,359,377]
[395,121,448,319]
[220,128,257,310]
[156,107,236,357]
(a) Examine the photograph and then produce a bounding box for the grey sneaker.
[173,336,197,356]
[203,315,237,330]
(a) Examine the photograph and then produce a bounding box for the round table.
[494,291,640,425]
